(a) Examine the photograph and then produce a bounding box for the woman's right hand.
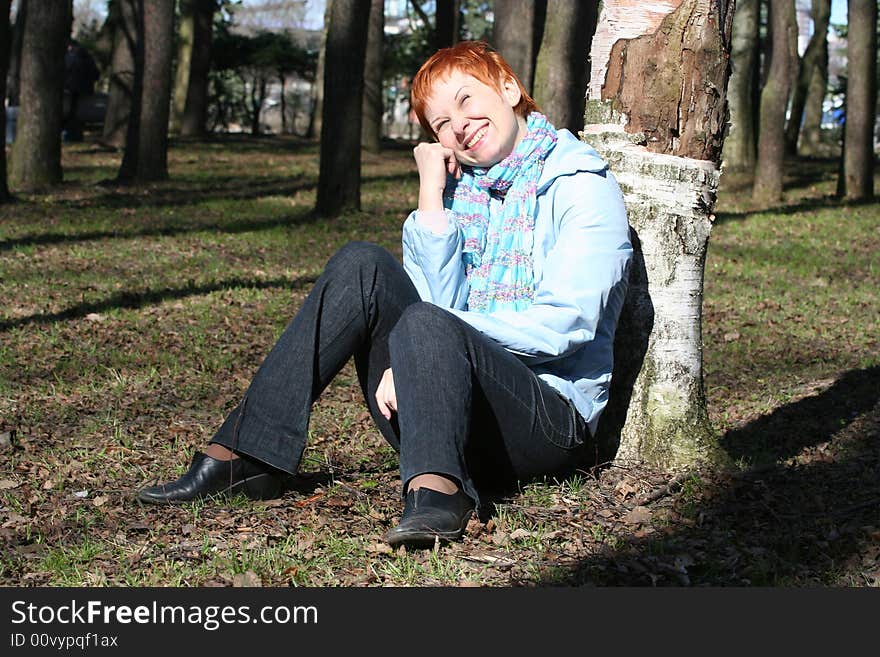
[413,142,460,212]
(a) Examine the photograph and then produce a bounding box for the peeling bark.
[584,0,734,470]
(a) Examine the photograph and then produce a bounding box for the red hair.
[410,41,538,139]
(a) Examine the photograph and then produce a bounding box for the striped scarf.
[448,112,557,313]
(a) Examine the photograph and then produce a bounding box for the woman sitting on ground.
[138,41,633,549]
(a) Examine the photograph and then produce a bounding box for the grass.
[0,134,878,587]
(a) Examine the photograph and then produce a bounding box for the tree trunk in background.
[170,0,195,134]
[720,0,759,171]
[118,0,174,183]
[361,0,384,153]
[784,0,830,156]
[532,0,598,133]
[0,0,10,202]
[435,0,459,48]
[752,0,797,204]
[9,0,71,192]
[102,0,137,149]
[839,0,876,200]
[307,0,332,140]
[583,0,734,471]
[316,0,369,216]
[6,0,25,107]
[492,0,546,93]
[180,0,214,137]
[799,0,830,158]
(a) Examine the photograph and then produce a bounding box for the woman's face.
[423,69,528,168]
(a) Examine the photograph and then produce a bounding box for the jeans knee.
[390,302,462,350]
[324,241,395,278]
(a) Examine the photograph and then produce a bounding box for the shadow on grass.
[0,208,321,252]
[540,365,880,586]
[0,274,319,331]
[0,171,419,252]
[714,194,877,225]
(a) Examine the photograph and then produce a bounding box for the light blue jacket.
[401,129,632,435]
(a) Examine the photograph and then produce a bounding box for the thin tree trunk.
[170,0,195,134]
[0,0,11,202]
[784,0,831,155]
[492,0,546,93]
[280,72,287,134]
[180,0,214,137]
[307,0,332,140]
[532,0,598,133]
[839,0,876,200]
[102,0,137,149]
[315,0,370,217]
[361,0,384,153]
[10,0,71,192]
[721,0,760,171]
[799,0,830,157]
[6,0,25,107]
[435,0,459,48]
[752,0,797,204]
[118,0,174,183]
[584,0,735,470]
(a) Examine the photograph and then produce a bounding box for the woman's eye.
[435,120,448,131]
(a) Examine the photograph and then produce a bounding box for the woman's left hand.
[375,368,397,420]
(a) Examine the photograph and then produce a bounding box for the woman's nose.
[451,115,469,139]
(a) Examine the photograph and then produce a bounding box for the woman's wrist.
[418,186,445,213]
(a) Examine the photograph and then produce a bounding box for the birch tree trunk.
[583,0,734,470]
[839,0,876,200]
[720,0,759,171]
[752,0,797,204]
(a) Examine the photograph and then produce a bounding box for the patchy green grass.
[1,137,877,587]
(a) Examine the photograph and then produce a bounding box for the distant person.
[136,41,632,549]
[63,39,99,142]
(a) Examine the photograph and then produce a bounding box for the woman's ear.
[500,75,522,108]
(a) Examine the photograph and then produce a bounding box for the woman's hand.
[375,368,397,420]
[413,142,460,212]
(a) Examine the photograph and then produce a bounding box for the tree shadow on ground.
[714,194,876,224]
[538,365,880,586]
[0,274,319,331]
[0,171,419,252]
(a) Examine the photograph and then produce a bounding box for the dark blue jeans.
[211,242,592,508]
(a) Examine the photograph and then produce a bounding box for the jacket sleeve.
[448,170,632,363]
[401,211,471,310]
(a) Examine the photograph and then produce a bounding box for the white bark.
[583,0,732,470]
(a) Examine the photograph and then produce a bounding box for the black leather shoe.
[137,452,283,504]
[384,488,474,548]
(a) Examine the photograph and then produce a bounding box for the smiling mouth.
[465,127,488,149]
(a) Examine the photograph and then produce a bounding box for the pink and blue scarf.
[448,112,557,313]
